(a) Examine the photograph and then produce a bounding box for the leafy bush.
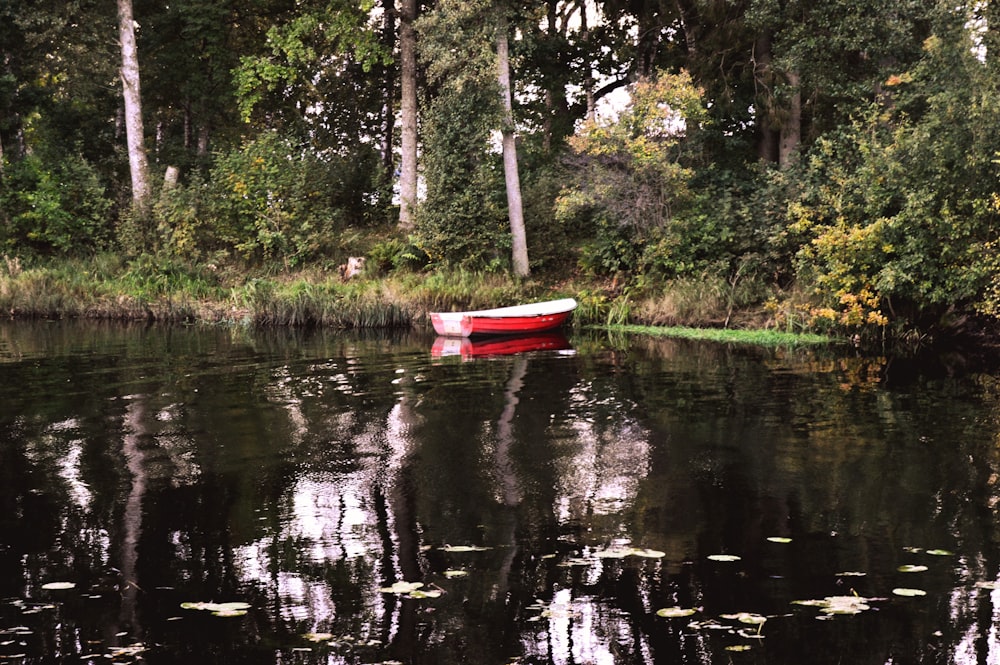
[0,154,112,256]
[415,83,509,268]
[207,131,379,267]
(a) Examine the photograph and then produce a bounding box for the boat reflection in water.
[431,332,573,359]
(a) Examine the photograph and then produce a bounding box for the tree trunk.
[380,0,397,179]
[754,32,779,163]
[117,0,151,213]
[779,69,801,169]
[398,0,418,231]
[496,25,530,278]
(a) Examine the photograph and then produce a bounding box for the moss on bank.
[601,324,836,347]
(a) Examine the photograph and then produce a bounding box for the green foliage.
[0,154,112,256]
[117,254,223,300]
[415,84,509,268]
[205,131,375,267]
[234,0,391,140]
[789,11,1000,330]
[367,237,428,274]
[556,71,708,277]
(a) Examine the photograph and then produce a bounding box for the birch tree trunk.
[496,25,529,278]
[117,0,151,213]
[398,0,419,231]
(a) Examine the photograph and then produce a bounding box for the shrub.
[0,154,112,256]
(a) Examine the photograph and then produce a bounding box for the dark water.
[2,321,1000,664]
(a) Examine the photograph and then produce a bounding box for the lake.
[1,320,999,664]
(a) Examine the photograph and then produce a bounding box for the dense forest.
[2,0,1000,342]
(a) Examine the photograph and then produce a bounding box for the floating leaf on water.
[720,612,766,626]
[725,645,753,652]
[630,548,666,558]
[656,607,697,618]
[791,599,829,608]
[892,588,927,597]
[737,628,766,639]
[767,537,792,544]
[443,570,469,578]
[41,582,76,590]
[792,595,873,615]
[214,602,252,612]
[181,601,251,616]
[302,633,333,642]
[903,547,924,554]
[688,619,728,631]
[926,549,954,556]
[541,605,580,619]
[708,554,741,562]
[380,581,424,595]
[898,565,928,573]
[408,589,442,599]
[440,545,491,553]
[836,571,867,577]
[595,548,632,559]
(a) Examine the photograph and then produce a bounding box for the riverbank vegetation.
[2,1,999,348]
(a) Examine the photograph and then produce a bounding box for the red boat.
[430,298,577,337]
[431,332,572,359]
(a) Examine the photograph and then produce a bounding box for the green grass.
[603,323,837,347]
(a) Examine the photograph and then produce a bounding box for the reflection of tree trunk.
[492,356,526,600]
[120,398,147,637]
[384,393,422,658]
[496,356,526,507]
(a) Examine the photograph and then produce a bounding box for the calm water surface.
[2,321,1000,664]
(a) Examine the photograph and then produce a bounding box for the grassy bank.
[602,323,834,347]
[0,254,837,345]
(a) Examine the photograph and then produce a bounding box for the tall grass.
[233,277,413,328]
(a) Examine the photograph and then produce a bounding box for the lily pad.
[726,645,753,652]
[656,607,697,618]
[41,582,76,590]
[926,549,954,556]
[707,554,742,562]
[303,633,335,642]
[440,545,491,553]
[408,589,442,599]
[898,565,928,573]
[721,612,767,626]
[595,548,632,559]
[792,595,873,615]
[892,588,927,597]
[767,537,792,544]
[379,581,424,595]
[443,570,469,578]
[630,548,666,558]
[180,601,251,617]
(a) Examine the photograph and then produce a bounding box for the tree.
[118,0,152,213]
[496,10,529,277]
[398,0,419,231]
[556,71,708,275]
